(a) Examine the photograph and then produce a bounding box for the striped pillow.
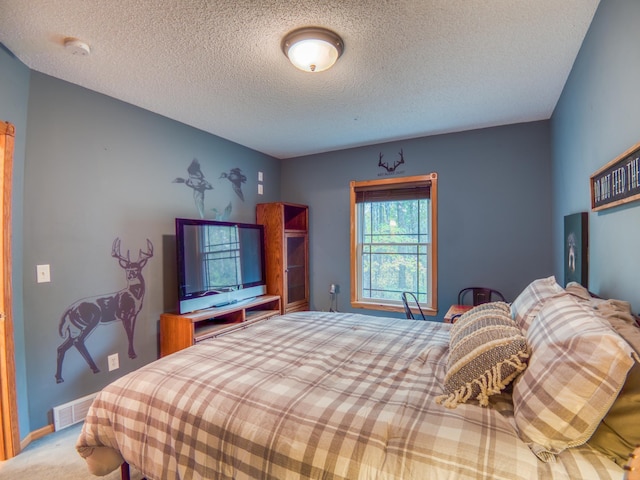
[510,276,565,333]
[512,294,636,462]
[436,302,529,408]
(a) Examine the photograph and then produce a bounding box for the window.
[350,173,438,315]
[201,225,242,290]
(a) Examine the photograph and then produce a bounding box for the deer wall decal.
[378,148,405,173]
[55,238,153,383]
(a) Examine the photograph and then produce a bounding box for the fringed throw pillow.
[437,302,529,409]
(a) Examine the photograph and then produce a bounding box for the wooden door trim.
[0,120,20,459]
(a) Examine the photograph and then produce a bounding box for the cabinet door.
[285,233,308,310]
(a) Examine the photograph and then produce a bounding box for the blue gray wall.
[551,0,640,312]
[16,70,281,432]
[281,122,554,315]
[0,44,30,437]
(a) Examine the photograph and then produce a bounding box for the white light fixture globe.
[282,27,344,73]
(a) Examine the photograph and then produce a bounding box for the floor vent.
[53,392,98,431]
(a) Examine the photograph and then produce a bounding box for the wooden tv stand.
[159,294,281,357]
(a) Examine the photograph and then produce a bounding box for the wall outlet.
[107,353,119,371]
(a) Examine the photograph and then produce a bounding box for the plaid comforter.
[76,311,622,479]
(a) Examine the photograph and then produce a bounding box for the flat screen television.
[175,218,267,314]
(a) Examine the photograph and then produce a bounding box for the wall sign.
[590,142,640,211]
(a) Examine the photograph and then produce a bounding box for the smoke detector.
[64,38,91,56]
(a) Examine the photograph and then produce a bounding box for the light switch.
[258,171,263,182]
[258,184,263,195]
[37,264,51,283]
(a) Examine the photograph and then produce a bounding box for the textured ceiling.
[0,0,600,159]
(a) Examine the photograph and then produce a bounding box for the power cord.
[329,292,338,312]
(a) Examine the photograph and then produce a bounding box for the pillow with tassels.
[436,302,529,409]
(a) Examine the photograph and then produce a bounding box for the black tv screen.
[175,218,266,313]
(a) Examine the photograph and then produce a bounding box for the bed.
[76,277,639,479]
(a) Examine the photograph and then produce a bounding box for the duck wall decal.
[172,158,213,218]
[219,167,246,201]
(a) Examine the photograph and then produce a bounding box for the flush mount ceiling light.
[282,27,344,73]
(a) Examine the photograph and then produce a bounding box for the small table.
[444,304,473,324]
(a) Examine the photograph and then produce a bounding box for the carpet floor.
[0,422,144,480]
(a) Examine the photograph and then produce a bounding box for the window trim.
[349,173,438,316]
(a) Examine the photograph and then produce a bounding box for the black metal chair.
[401,292,427,320]
[457,287,506,306]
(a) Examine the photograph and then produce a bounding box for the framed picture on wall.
[564,212,588,287]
